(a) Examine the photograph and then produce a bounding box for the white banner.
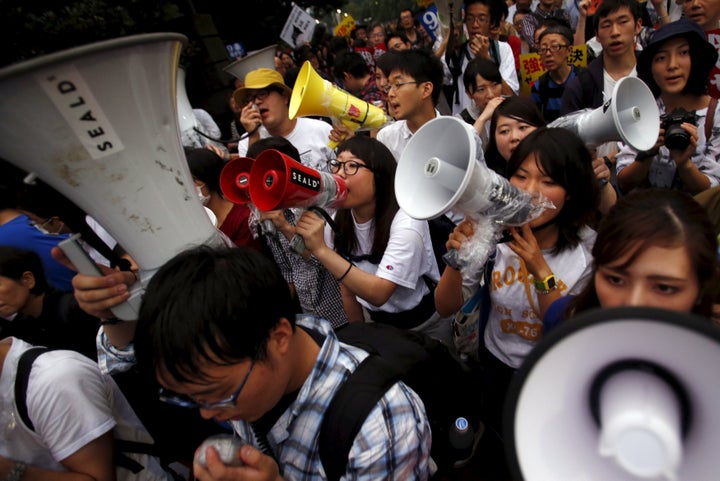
[280,4,316,48]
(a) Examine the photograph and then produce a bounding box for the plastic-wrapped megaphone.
[396,116,551,270]
[249,148,347,211]
[548,76,660,151]
[396,116,545,224]
[289,61,390,149]
[0,33,228,320]
[249,149,347,252]
[223,45,277,82]
[505,306,720,481]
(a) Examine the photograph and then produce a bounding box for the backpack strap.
[319,355,402,481]
[706,97,717,142]
[14,346,51,432]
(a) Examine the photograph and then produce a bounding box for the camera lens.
[664,125,691,150]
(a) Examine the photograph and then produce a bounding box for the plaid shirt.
[232,315,433,480]
[357,75,384,105]
[264,209,348,329]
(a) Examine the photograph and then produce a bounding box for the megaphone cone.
[396,116,539,225]
[223,45,277,82]
[0,33,228,319]
[549,76,660,151]
[249,149,347,211]
[289,61,389,148]
[220,156,254,204]
[505,307,720,481]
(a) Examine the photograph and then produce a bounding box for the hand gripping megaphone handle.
[288,206,339,255]
[58,234,142,320]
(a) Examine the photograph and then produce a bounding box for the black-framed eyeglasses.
[327,159,374,176]
[246,88,277,104]
[538,44,569,54]
[465,14,490,25]
[383,81,420,94]
[158,359,256,410]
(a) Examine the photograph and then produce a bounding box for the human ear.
[21,271,35,290]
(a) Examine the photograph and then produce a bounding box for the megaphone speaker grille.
[505,307,720,481]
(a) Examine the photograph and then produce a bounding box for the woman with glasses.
[530,22,583,123]
[295,136,452,344]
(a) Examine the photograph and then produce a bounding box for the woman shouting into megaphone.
[294,136,452,345]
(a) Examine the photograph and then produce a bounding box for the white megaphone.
[176,66,203,148]
[548,76,660,151]
[0,33,228,320]
[223,45,277,82]
[289,61,390,149]
[396,116,546,224]
[395,116,550,270]
[505,307,720,481]
[249,148,347,252]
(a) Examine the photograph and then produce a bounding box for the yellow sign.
[334,15,357,38]
[518,44,588,96]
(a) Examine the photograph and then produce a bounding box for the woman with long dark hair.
[295,136,450,343]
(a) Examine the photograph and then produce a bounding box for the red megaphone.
[220,156,254,204]
[249,149,348,211]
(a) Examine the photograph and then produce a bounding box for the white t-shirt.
[237,117,334,172]
[483,227,596,368]
[0,337,172,481]
[325,210,439,313]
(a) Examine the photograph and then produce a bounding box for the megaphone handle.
[328,139,339,150]
[443,249,464,270]
[58,234,140,321]
[290,234,306,254]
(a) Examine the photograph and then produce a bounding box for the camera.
[661,108,697,151]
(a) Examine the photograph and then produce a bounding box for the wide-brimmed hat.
[638,18,718,96]
[233,68,292,106]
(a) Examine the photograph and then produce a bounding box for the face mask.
[195,184,211,205]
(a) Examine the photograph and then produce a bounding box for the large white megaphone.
[505,306,720,481]
[249,149,347,252]
[396,116,550,270]
[289,61,390,149]
[223,45,277,82]
[0,33,227,320]
[549,76,660,151]
[396,116,545,224]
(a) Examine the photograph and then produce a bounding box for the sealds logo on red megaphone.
[220,156,254,205]
[249,149,347,211]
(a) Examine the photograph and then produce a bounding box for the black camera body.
[661,108,697,151]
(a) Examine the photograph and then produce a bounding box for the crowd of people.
[2,0,720,479]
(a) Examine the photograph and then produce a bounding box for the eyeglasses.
[327,159,374,176]
[538,44,569,54]
[465,14,490,25]
[246,89,277,103]
[158,359,256,410]
[383,80,420,93]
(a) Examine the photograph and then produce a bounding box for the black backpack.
[319,323,483,481]
[14,347,184,480]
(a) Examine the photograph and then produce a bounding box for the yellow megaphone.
[289,61,390,149]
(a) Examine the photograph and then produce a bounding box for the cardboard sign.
[518,44,588,96]
[334,14,357,38]
[281,4,317,48]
